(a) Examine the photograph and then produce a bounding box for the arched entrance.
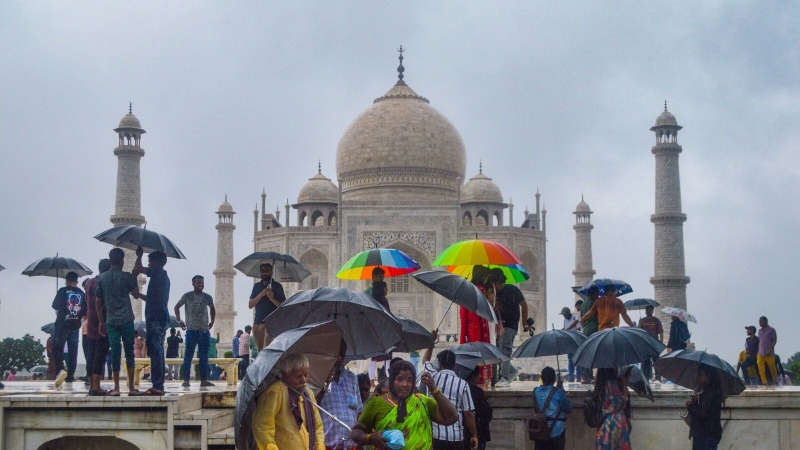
[38,436,139,450]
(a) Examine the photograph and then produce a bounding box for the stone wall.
[485,386,800,449]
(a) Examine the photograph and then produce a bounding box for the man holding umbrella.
[51,271,87,388]
[491,269,530,387]
[248,263,286,351]
[133,247,171,396]
[638,306,663,381]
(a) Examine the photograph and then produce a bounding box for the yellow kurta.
[253,381,325,450]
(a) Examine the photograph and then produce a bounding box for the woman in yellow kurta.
[252,352,325,450]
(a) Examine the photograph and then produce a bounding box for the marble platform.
[2,380,799,449]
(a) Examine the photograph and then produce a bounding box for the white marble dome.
[118,113,143,129]
[461,172,503,204]
[335,81,467,201]
[297,172,338,204]
[218,197,234,213]
[655,110,678,127]
[575,199,591,212]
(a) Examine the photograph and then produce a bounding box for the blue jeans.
[146,320,168,390]
[496,327,517,380]
[740,355,760,385]
[207,364,219,380]
[53,327,80,382]
[692,436,720,450]
[183,330,210,381]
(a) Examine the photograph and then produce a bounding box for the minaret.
[111,104,146,320]
[213,196,237,344]
[650,102,690,336]
[573,196,596,299]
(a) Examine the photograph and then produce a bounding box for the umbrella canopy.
[427,351,484,380]
[411,271,497,323]
[661,307,698,324]
[579,278,633,297]
[619,364,654,402]
[451,342,510,366]
[41,323,55,335]
[446,263,530,284]
[22,256,93,279]
[653,349,745,396]
[234,251,311,282]
[134,316,181,340]
[94,225,186,259]
[264,287,403,359]
[235,321,343,450]
[433,239,523,267]
[572,327,666,369]
[624,298,660,311]
[0,264,5,271]
[512,329,587,358]
[337,248,421,280]
[394,318,436,353]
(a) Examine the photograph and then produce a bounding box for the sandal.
[128,390,144,396]
[87,389,107,396]
[107,390,121,397]
[141,388,165,396]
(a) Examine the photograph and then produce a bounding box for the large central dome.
[336,76,467,202]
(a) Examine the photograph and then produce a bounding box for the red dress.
[459,286,492,384]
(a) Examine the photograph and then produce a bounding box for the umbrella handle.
[435,301,456,332]
[288,386,352,432]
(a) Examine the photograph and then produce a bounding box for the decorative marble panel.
[363,231,436,258]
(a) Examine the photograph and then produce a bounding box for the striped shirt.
[424,362,474,442]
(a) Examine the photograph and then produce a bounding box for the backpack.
[528,387,559,441]
[583,391,605,428]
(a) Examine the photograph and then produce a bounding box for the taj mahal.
[109,50,689,353]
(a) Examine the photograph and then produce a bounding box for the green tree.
[0,334,46,374]
[786,352,800,366]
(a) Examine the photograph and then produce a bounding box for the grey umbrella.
[513,328,587,376]
[653,349,745,396]
[619,364,654,402]
[134,316,181,340]
[0,264,5,271]
[264,286,403,359]
[235,321,343,450]
[23,255,93,289]
[623,298,660,311]
[94,225,186,259]
[572,327,666,369]
[234,251,311,282]
[451,342,510,366]
[425,350,484,380]
[394,318,435,352]
[41,323,55,335]
[411,270,498,331]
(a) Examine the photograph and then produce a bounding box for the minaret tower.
[213,196,237,344]
[650,102,690,331]
[111,104,147,320]
[573,196,596,298]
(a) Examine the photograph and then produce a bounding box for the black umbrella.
[41,323,55,335]
[234,251,311,282]
[579,278,633,296]
[451,342,510,366]
[0,264,5,271]
[411,270,498,331]
[235,321,343,450]
[624,298,660,311]
[23,255,93,279]
[653,349,746,396]
[619,364,654,402]
[23,255,93,289]
[134,316,181,340]
[264,286,403,359]
[572,327,666,369]
[394,318,435,352]
[425,350,484,380]
[94,225,186,259]
[512,329,587,359]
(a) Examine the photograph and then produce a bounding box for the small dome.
[118,113,142,129]
[655,110,678,126]
[575,200,591,212]
[461,172,503,204]
[297,172,339,204]
[218,200,234,213]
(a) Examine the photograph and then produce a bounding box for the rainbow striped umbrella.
[337,248,421,280]
[433,239,522,267]
[446,264,530,284]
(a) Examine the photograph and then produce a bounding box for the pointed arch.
[328,211,338,226]
[476,210,489,226]
[300,248,329,290]
[520,250,539,292]
[311,210,325,226]
[462,211,472,226]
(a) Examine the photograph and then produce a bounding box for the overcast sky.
[1,2,798,367]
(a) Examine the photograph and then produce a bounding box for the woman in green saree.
[351,360,458,449]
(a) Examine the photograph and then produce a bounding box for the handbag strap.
[533,386,559,414]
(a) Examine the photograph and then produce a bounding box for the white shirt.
[423,362,475,442]
[563,313,581,333]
